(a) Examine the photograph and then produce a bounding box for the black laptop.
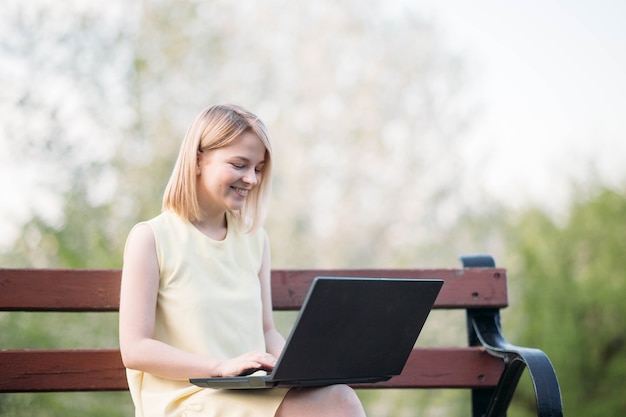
[190,276,443,389]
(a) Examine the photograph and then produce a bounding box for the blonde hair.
[162,104,273,232]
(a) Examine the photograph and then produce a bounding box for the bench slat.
[0,268,507,311]
[357,347,504,389]
[0,347,503,392]
[0,269,121,311]
[271,268,507,309]
[0,349,127,392]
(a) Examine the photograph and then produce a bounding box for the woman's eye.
[231,163,245,169]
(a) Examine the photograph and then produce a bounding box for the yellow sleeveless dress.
[125,211,288,417]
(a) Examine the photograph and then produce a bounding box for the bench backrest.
[0,267,507,392]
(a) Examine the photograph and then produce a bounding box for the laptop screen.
[271,277,443,382]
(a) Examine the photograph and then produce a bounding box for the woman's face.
[196,131,266,217]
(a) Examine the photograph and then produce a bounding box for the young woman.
[119,104,366,417]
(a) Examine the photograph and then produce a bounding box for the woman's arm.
[119,223,275,380]
[259,230,286,359]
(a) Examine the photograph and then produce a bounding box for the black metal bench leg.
[461,254,564,417]
[461,254,499,417]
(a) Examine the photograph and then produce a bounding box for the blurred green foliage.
[504,187,626,416]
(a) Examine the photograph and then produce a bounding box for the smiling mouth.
[232,186,250,197]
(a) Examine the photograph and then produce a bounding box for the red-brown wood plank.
[271,268,508,309]
[0,269,121,311]
[356,347,504,389]
[0,268,507,311]
[0,347,502,392]
[0,349,127,392]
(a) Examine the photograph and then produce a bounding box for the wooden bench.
[0,255,563,416]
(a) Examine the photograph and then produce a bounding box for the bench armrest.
[461,255,563,417]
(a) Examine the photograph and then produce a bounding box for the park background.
[1,0,625,415]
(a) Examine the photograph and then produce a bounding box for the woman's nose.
[243,168,259,185]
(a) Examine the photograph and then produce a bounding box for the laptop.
[190,276,443,389]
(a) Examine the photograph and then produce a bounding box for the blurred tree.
[1,0,479,415]
[504,186,626,416]
[2,0,476,269]
[0,0,140,267]
[0,2,138,415]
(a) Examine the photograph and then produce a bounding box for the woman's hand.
[217,351,278,377]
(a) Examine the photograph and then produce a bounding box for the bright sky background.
[1,0,625,247]
[414,0,626,212]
